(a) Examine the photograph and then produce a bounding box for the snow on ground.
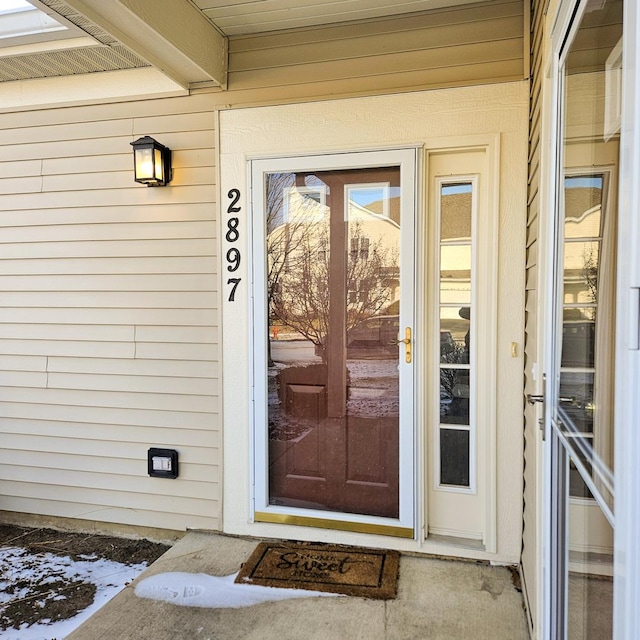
[135,571,340,609]
[0,546,147,640]
[0,547,340,640]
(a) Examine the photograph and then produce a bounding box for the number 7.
[227,278,241,302]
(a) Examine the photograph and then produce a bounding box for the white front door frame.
[249,149,417,538]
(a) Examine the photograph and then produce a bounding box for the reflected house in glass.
[268,178,401,363]
[265,168,403,519]
[438,184,473,487]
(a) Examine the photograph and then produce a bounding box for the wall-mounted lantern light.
[130,136,172,186]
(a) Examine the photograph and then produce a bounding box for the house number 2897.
[226,188,241,302]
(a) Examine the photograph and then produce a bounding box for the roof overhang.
[61,0,227,89]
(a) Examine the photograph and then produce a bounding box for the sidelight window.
[437,181,475,490]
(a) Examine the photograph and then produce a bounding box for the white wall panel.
[0,402,215,429]
[47,372,218,396]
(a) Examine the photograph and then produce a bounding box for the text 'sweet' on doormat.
[234,541,399,599]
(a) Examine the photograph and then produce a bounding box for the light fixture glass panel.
[154,148,163,182]
[136,148,154,180]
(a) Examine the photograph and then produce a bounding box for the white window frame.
[424,139,500,553]
[282,185,327,224]
[346,182,392,219]
[434,175,479,495]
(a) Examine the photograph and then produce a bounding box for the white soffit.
[195,0,485,36]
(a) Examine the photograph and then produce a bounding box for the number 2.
[227,189,241,213]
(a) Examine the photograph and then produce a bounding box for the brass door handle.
[389,328,412,363]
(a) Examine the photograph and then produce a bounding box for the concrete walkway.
[67,532,530,640]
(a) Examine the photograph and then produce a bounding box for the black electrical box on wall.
[147,448,179,479]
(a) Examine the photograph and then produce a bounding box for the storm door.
[543,2,621,637]
[251,150,416,537]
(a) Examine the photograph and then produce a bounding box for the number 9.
[226,247,241,272]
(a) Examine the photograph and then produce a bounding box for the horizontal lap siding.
[225,0,525,104]
[0,93,220,532]
[521,0,545,634]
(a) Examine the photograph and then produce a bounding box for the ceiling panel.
[194,0,484,36]
[0,0,490,85]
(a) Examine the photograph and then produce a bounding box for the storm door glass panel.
[557,0,621,510]
[438,182,473,488]
[551,2,622,638]
[567,457,613,640]
[559,173,613,497]
[266,167,402,518]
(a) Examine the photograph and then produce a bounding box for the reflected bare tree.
[440,341,468,399]
[581,245,598,307]
[268,174,399,360]
[266,173,319,365]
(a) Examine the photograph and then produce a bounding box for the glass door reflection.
[266,167,402,518]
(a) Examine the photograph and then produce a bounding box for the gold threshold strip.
[254,511,414,539]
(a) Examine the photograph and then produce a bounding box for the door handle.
[527,373,547,440]
[389,327,412,363]
[527,393,573,405]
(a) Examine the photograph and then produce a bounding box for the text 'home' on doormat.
[234,541,400,599]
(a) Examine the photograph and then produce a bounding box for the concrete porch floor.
[66,532,530,640]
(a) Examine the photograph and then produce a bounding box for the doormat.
[234,541,399,599]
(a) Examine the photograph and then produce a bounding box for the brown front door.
[265,166,403,519]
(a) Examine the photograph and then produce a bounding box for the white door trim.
[613,1,640,638]
[423,136,500,553]
[250,148,417,536]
